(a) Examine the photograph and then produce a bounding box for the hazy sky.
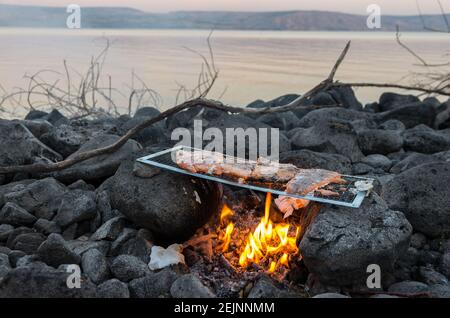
[0,0,447,15]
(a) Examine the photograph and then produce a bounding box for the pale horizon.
[0,0,448,15]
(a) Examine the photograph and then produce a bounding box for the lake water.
[0,28,449,116]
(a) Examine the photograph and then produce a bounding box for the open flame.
[218,192,301,273]
[218,205,235,253]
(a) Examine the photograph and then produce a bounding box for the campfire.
[138,146,374,297]
[217,192,301,275]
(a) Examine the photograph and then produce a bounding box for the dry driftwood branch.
[1,39,449,176]
[0,41,352,175]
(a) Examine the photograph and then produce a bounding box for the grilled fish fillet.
[175,149,344,216]
[276,169,344,217]
[175,149,299,182]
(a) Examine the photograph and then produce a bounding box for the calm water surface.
[0,28,449,115]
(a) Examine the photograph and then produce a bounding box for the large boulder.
[291,122,364,162]
[378,93,420,112]
[51,134,141,183]
[357,129,403,155]
[317,86,363,110]
[297,107,372,128]
[378,103,436,128]
[299,193,412,286]
[0,119,62,167]
[403,125,450,154]
[382,162,450,237]
[390,152,440,174]
[107,159,221,241]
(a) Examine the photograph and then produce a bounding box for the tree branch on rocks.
[0,41,352,175]
[1,37,449,176]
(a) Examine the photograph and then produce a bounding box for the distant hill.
[1,4,449,31]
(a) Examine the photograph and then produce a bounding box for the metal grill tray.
[137,146,374,208]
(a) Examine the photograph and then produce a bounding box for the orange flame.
[220,222,234,252]
[238,192,300,273]
[220,204,234,223]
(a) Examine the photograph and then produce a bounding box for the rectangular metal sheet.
[137,145,373,208]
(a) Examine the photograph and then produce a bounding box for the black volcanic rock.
[291,122,364,162]
[357,129,403,155]
[9,232,46,255]
[53,190,97,228]
[382,162,450,237]
[257,111,300,131]
[129,268,180,298]
[0,119,62,167]
[378,103,437,128]
[3,178,66,220]
[0,265,96,298]
[403,125,450,154]
[170,274,215,298]
[37,234,81,267]
[110,255,149,282]
[299,193,412,286]
[40,124,89,158]
[379,93,420,112]
[118,116,168,147]
[97,279,129,298]
[0,203,36,226]
[108,159,220,241]
[51,134,141,183]
[81,248,110,284]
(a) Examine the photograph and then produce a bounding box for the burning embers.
[218,192,301,274]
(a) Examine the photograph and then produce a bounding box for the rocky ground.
[0,87,450,298]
